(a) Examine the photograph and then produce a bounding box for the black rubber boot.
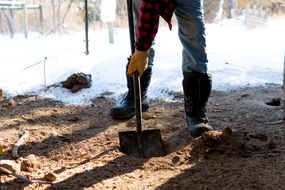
[110,66,152,120]
[183,72,213,138]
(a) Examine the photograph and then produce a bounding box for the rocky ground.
[0,84,285,190]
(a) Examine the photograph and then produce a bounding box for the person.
[110,0,154,120]
[111,0,213,138]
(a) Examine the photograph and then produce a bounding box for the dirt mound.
[189,128,275,161]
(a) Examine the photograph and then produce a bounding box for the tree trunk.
[51,0,56,30]
[61,0,74,25]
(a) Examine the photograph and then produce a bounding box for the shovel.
[118,0,165,158]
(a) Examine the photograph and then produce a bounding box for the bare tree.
[50,0,75,32]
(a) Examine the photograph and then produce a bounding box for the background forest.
[0,0,284,36]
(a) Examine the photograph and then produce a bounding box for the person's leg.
[133,0,155,69]
[110,0,154,119]
[175,0,213,137]
[175,0,208,73]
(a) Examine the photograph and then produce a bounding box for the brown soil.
[0,84,285,190]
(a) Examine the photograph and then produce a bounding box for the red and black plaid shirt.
[135,0,176,51]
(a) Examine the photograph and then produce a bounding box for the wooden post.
[7,7,14,38]
[107,22,114,44]
[39,4,43,35]
[22,4,28,38]
[1,2,43,37]
[0,10,3,33]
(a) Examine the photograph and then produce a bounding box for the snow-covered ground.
[0,16,284,105]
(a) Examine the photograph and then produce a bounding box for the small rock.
[202,131,222,146]
[99,91,113,96]
[67,115,80,122]
[266,97,281,106]
[266,140,276,150]
[241,94,250,98]
[7,98,16,107]
[142,113,156,120]
[222,127,233,135]
[172,156,180,165]
[249,133,268,142]
[44,172,57,182]
[20,154,39,172]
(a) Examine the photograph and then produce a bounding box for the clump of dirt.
[61,72,92,93]
[189,127,275,161]
[265,97,281,106]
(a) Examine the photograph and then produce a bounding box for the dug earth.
[0,84,284,189]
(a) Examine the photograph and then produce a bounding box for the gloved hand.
[127,50,148,76]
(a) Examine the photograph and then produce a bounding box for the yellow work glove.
[127,50,148,76]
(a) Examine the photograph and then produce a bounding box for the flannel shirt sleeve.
[135,0,160,51]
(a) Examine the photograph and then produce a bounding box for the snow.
[0,16,284,105]
[100,0,117,23]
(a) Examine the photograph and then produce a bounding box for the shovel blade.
[119,129,165,158]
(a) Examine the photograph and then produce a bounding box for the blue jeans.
[133,0,207,72]
[175,0,208,73]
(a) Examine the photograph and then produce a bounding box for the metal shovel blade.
[119,129,165,158]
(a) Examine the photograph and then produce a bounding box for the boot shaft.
[110,65,151,120]
[183,72,212,119]
[126,62,152,100]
